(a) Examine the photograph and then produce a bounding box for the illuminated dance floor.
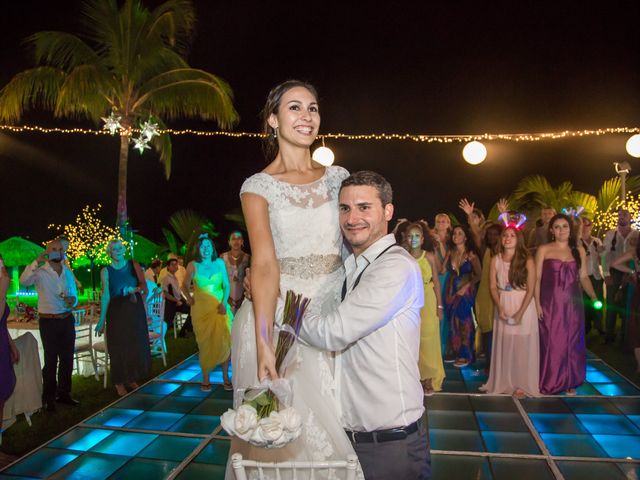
[1,351,639,479]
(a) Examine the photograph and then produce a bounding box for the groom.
[299,170,429,479]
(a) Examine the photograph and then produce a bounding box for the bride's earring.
[272,127,278,139]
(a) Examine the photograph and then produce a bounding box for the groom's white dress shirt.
[301,234,424,432]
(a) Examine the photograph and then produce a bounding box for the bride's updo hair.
[261,80,319,161]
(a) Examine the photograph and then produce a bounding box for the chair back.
[72,309,86,326]
[148,290,163,318]
[230,453,359,480]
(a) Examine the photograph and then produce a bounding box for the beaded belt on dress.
[279,254,342,279]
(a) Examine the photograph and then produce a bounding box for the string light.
[0,124,638,143]
[593,194,640,235]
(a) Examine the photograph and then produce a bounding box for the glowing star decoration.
[133,135,151,154]
[101,112,122,135]
[140,119,160,141]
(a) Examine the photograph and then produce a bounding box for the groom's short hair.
[340,170,393,206]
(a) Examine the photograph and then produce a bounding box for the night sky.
[1,1,639,247]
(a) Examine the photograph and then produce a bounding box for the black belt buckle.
[347,420,418,444]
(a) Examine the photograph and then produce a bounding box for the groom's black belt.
[345,420,419,443]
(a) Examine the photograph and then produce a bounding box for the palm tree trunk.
[116,132,129,231]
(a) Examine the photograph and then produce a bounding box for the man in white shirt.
[602,208,640,344]
[580,217,605,335]
[162,258,191,332]
[20,239,79,412]
[300,171,429,479]
[144,259,162,284]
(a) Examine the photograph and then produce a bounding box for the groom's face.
[339,185,394,257]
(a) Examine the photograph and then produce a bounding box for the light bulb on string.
[312,136,335,166]
[462,141,487,165]
[626,134,640,158]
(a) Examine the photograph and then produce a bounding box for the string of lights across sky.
[1,123,639,166]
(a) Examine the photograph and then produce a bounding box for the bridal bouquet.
[221,290,310,448]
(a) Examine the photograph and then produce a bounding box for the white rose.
[250,424,267,445]
[220,409,237,436]
[258,412,284,443]
[278,407,302,433]
[234,404,258,435]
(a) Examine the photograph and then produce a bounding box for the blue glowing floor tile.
[475,412,528,432]
[49,453,129,480]
[489,457,555,480]
[176,463,226,479]
[540,433,608,457]
[114,393,165,410]
[139,381,181,396]
[426,395,472,411]
[124,411,184,431]
[430,453,491,480]
[628,415,640,429]
[138,436,204,462]
[576,414,640,435]
[611,398,640,415]
[593,434,640,458]
[563,397,621,415]
[460,368,487,381]
[190,398,233,416]
[85,408,144,427]
[194,439,231,465]
[427,410,477,430]
[586,370,626,383]
[209,387,234,401]
[470,395,518,413]
[521,397,571,414]
[441,380,466,393]
[593,383,640,396]
[90,431,158,457]
[174,384,214,398]
[169,414,220,434]
[465,381,486,393]
[112,457,179,478]
[0,475,40,480]
[576,383,600,395]
[49,427,114,452]
[151,396,203,413]
[586,351,599,360]
[5,448,79,478]
[557,460,627,480]
[429,428,485,452]
[481,430,540,454]
[159,369,200,381]
[528,413,588,434]
[207,370,225,383]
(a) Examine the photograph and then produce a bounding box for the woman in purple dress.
[534,214,599,395]
[0,255,19,416]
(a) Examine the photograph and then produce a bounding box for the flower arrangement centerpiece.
[221,290,310,448]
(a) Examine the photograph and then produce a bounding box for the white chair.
[147,292,167,366]
[72,309,98,380]
[173,312,188,339]
[230,453,359,480]
[92,332,109,389]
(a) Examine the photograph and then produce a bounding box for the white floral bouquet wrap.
[221,291,309,448]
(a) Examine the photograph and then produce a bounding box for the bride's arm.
[242,192,280,380]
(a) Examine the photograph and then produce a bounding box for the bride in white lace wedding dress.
[225,81,358,479]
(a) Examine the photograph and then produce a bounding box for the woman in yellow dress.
[184,234,234,391]
[403,220,445,394]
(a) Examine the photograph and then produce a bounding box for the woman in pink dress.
[481,223,540,398]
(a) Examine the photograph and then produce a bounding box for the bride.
[226,80,357,478]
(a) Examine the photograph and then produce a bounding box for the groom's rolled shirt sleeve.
[300,255,419,351]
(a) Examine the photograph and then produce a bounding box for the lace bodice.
[240,166,349,318]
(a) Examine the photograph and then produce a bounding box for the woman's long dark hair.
[500,227,530,289]
[548,213,581,268]
[195,235,218,262]
[261,80,319,161]
[448,225,480,258]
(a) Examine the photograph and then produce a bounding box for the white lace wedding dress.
[225,165,358,479]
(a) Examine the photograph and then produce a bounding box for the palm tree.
[0,0,238,232]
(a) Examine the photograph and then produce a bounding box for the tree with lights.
[0,0,238,234]
[49,204,119,290]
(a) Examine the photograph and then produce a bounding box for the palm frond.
[626,175,640,195]
[596,177,621,212]
[145,0,196,55]
[55,64,112,121]
[25,31,100,70]
[224,208,246,230]
[0,67,65,122]
[565,191,597,218]
[169,209,212,244]
[161,227,178,254]
[147,116,172,178]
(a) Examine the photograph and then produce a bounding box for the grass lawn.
[0,332,198,464]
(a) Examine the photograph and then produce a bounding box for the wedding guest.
[610,240,640,371]
[580,217,605,335]
[602,208,639,344]
[535,214,599,395]
[95,240,151,397]
[220,231,250,314]
[433,213,452,356]
[444,225,482,367]
[144,259,162,284]
[528,206,557,253]
[404,220,445,394]
[0,254,19,417]
[162,258,191,330]
[481,223,540,398]
[57,235,82,291]
[183,234,233,391]
[20,239,78,412]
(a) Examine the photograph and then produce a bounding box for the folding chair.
[230,453,359,480]
[72,309,98,380]
[147,292,167,366]
[173,312,188,339]
[92,332,109,389]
